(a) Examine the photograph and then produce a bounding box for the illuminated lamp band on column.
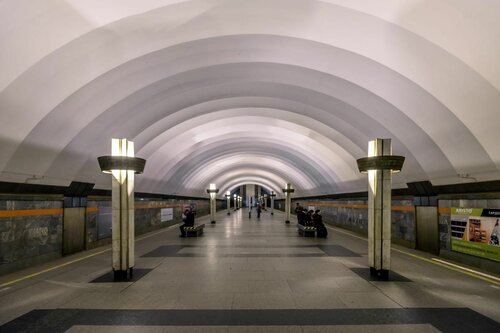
[356,156,405,173]
[97,156,146,174]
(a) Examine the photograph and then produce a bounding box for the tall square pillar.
[367,139,392,279]
[111,139,135,280]
[98,138,146,281]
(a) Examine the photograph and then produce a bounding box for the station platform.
[0,209,499,332]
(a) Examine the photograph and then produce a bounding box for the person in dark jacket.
[313,210,328,238]
[295,203,304,225]
[179,209,195,237]
[304,210,314,226]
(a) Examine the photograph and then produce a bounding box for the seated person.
[304,209,314,226]
[179,209,195,237]
[312,210,328,238]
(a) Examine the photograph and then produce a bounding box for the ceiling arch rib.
[2,0,498,93]
[140,115,359,180]
[38,63,460,191]
[1,1,499,197]
[3,35,486,187]
[142,129,351,195]
[181,157,316,192]
[146,133,370,198]
[220,177,283,199]
[212,169,288,196]
[2,0,499,180]
[159,144,335,197]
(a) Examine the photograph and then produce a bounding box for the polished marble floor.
[0,209,499,332]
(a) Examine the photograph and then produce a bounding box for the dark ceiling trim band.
[1,180,500,200]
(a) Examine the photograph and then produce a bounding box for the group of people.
[179,203,328,237]
[295,203,328,238]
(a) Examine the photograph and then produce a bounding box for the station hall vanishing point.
[0,1,499,332]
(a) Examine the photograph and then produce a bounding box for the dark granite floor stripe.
[2,308,498,333]
[350,267,412,282]
[317,245,361,257]
[90,269,153,283]
[169,253,328,258]
[141,245,361,257]
[179,245,323,248]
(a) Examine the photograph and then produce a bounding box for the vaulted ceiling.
[1,0,499,198]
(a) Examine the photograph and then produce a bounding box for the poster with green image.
[450,208,500,262]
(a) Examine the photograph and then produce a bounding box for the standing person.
[257,204,262,218]
[179,209,195,238]
[295,203,304,225]
[313,210,328,238]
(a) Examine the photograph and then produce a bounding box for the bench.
[184,224,205,237]
[297,224,316,237]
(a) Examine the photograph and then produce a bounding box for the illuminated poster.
[450,208,500,262]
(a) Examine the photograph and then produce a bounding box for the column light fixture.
[206,183,219,224]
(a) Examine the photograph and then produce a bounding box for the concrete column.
[207,183,218,224]
[210,197,216,222]
[233,194,237,211]
[270,191,276,215]
[246,184,255,208]
[283,183,294,223]
[240,185,245,207]
[368,139,392,279]
[111,139,135,280]
[226,192,231,215]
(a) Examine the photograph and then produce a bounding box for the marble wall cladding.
[0,200,63,274]
[392,199,416,244]
[85,199,215,245]
[85,201,110,244]
[0,197,226,274]
[290,198,415,246]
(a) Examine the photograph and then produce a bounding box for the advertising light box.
[450,208,500,262]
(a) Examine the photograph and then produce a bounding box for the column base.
[285,220,290,224]
[113,268,133,281]
[211,221,216,224]
[370,267,389,280]
[271,212,274,215]
[227,212,230,215]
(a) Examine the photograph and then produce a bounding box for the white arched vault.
[1,0,499,197]
[221,179,282,200]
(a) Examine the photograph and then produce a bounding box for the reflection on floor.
[0,209,499,332]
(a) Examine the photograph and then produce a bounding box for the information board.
[160,208,173,222]
[450,208,500,262]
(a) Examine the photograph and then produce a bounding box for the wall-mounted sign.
[450,208,500,262]
[160,208,173,222]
